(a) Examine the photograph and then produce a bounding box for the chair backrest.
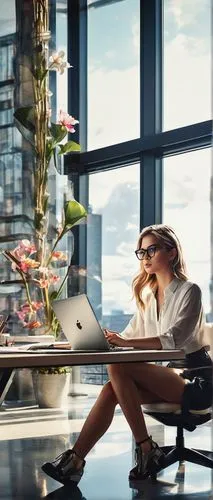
[202,323,213,359]
[143,326,213,423]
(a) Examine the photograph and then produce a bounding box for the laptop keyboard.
[107,342,133,351]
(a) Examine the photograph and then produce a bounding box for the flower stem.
[45,229,65,267]
[18,271,34,314]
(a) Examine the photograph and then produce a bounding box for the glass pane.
[85,164,140,384]
[0,1,69,335]
[163,0,211,130]
[87,0,140,150]
[56,0,68,116]
[163,148,211,319]
[0,0,15,37]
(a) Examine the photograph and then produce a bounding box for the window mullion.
[140,0,163,229]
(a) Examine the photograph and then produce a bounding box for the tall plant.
[2,0,87,336]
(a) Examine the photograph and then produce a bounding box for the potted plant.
[1,0,87,408]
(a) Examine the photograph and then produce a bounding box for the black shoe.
[129,436,165,481]
[42,450,85,485]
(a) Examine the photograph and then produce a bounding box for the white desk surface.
[0,348,185,369]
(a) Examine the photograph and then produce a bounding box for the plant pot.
[4,335,55,404]
[32,371,71,408]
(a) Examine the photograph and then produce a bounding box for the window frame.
[66,0,211,289]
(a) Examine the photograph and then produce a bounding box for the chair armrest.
[167,359,187,369]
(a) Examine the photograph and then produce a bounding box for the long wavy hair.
[132,224,188,310]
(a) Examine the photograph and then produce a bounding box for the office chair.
[143,402,213,475]
[143,323,213,477]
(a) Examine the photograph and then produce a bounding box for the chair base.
[160,445,213,469]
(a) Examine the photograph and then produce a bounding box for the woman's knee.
[107,363,127,380]
[100,380,117,405]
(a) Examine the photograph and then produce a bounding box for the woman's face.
[140,234,175,276]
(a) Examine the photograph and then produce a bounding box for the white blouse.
[121,278,207,354]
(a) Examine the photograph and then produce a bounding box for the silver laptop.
[52,294,132,352]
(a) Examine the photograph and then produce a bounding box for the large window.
[83,164,140,384]
[87,164,140,327]
[163,148,211,316]
[163,0,211,130]
[87,0,140,150]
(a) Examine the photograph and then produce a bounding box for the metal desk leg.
[0,369,15,406]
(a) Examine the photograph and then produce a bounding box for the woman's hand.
[104,329,128,347]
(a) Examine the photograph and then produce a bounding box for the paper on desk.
[0,346,33,353]
[0,341,70,353]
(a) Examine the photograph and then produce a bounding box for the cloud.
[132,17,140,58]
[168,0,209,29]
[116,241,135,257]
[102,278,135,314]
[89,164,139,211]
[126,222,138,231]
[164,33,210,129]
[105,225,117,232]
[88,33,210,146]
[88,64,140,150]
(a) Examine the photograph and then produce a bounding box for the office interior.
[0,0,212,499]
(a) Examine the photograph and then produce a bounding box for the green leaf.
[63,200,87,230]
[45,140,54,163]
[32,68,48,81]
[58,141,81,155]
[52,147,58,170]
[50,123,67,144]
[49,290,58,301]
[14,107,35,146]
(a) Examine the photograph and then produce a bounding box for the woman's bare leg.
[42,363,184,482]
[107,362,185,452]
[72,379,163,459]
[72,382,117,458]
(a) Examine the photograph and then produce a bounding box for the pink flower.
[16,310,27,321]
[52,251,67,261]
[48,272,60,284]
[14,240,36,257]
[33,267,61,288]
[16,301,43,323]
[33,277,49,288]
[11,240,37,271]
[12,257,40,273]
[32,301,43,311]
[23,320,43,330]
[58,110,79,133]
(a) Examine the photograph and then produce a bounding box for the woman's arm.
[159,284,203,350]
[105,330,162,350]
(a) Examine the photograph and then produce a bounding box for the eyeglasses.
[135,244,162,261]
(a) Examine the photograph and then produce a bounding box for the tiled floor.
[0,386,213,500]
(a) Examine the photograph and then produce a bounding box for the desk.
[0,348,185,369]
[0,349,184,405]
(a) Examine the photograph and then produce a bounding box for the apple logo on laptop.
[76,320,82,330]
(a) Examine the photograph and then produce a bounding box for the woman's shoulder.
[178,279,201,296]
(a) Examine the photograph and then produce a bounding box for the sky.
[88,148,211,314]
[86,0,211,315]
[87,0,211,149]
